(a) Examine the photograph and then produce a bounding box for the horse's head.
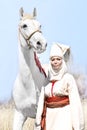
[18,7,47,53]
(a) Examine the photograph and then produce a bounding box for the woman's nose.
[54,60,57,64]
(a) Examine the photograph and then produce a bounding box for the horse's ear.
[19,7,24,17]
[33,8,37,18]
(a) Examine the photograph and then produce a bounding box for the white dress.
[35,73,84,130]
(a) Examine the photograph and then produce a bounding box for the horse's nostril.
[37,41,41,45]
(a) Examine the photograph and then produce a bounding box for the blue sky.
[0,0,87,101]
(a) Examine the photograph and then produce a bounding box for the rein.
[19,28,42,47]
[34,52,47,78]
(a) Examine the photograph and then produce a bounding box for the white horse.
[12,8,49,130]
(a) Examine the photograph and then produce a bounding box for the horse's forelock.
[21,14,34,21]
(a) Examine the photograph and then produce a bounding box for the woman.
[34,43,84,130]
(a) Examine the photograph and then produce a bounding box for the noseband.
[19,27,42,48]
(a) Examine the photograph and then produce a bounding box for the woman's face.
[50,56,62,71]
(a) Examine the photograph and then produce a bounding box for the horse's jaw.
[36,48,46,54]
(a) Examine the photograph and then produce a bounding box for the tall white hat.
[50,43,70,62]
[50,43,63,58]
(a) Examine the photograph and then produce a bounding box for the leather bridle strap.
[19,28,42,47]
[26,30,42,41]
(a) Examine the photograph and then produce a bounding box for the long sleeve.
[68,74,85,130]
[34,86,45,130]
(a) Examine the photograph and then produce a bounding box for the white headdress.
[48,43,70,81]
[50,43,70,62]
[50,43,63,58]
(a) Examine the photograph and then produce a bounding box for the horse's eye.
[22,24,27,28]
[39,25,41,29]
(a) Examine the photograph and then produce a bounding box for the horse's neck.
[18,45,35,74]
[18,45,48,90]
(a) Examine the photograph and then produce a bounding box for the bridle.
[19,27,42,48]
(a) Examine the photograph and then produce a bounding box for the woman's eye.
[57,58,61,60]
[51,58,61,61]
[51,59,55,61]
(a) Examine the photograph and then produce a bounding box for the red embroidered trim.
[34,52,47,78]
[51,80,57,96]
